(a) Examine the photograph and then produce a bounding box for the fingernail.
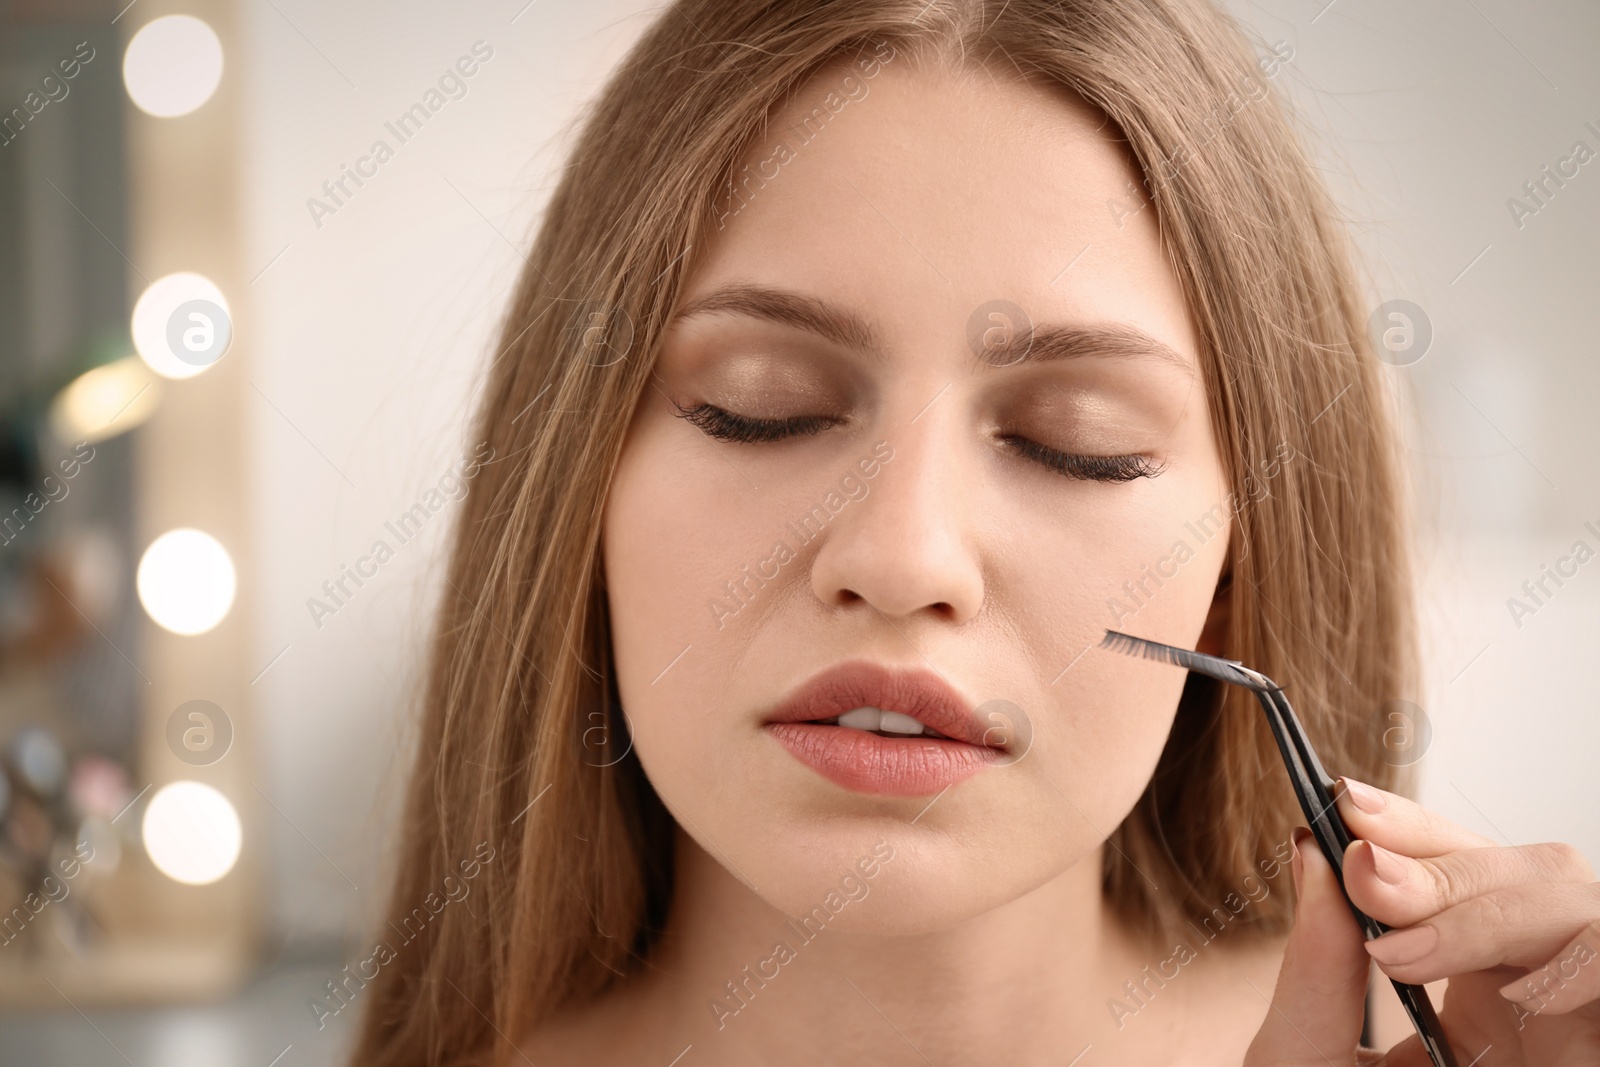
[1369,841,1407,886]
[1498,974,1544,1005]
[1366,924,1437,965]
[1340,777,1387,814]
[1291,826,1311,896]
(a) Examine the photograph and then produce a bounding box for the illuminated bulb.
[123,15,224,118]
[131,273,232,379]
[49,356,161,444]
[141,781,241,885]
[137,529,236,635]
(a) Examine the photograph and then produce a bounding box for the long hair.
[350,1,1418,1063]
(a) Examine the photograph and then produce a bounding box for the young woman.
[350,1,1600,1064]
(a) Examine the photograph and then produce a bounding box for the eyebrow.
[668,283,1193,372]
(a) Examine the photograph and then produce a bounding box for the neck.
[628,825,1184,1065]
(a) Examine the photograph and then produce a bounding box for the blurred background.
[0,0,1594,1063]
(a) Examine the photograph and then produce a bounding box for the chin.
[703,784,1108,936]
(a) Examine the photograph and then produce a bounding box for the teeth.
[834,706,928,737]
[877,710,924,735]
[837,707,883,731]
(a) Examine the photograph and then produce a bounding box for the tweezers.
[1099,629,1460,1067]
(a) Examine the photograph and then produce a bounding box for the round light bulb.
[131,273,233,379]
[50,356,161,444]
[137,528,236,635]
[142,781,241,885]
[123,15,224,118]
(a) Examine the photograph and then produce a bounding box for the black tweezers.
[1099,629,1460,1067]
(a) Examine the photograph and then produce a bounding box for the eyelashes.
[672,401,1163,484]
[672,401,838,443]
[995,434,1163,483]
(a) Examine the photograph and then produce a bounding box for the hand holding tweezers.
[1099,628,1460,1067]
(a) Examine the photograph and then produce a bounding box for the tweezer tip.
[1097,629,1268,690]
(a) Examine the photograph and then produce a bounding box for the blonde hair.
[351,1,1417,1063]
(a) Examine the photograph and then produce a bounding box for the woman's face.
[602,56,1232,932]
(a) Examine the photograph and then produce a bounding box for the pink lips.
[763,660,1009,796]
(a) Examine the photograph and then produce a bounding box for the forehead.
[687,55,1199,370]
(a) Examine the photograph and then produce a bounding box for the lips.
[763,660,1009,796]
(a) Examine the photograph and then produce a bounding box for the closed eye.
[672,401,838,443]
[674,402,1162,484]
[996,434,1164,483]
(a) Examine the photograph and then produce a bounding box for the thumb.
[1244,827,1371,1066]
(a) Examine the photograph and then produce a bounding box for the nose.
[808,411,986,625]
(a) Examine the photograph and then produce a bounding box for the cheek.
[994,455,1232,804]
[601,394,881,702]
[599,413,782,797]
[1020,493,1229,663]
[1006,421,1231,658]
[603,411,768,640]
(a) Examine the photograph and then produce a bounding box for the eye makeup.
[657,304,1194,486]
[672,401,839,444]
[671,398,1165,485]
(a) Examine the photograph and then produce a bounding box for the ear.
[1195,566,1233,657]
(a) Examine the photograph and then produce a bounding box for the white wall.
[241,0,1600,948]
[240,0,655,947]
[1220,0,1600,857]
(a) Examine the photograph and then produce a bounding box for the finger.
[1364,881,1600,985]
[1343,838,1598,929]
[1333,777,1497,858]
[1244,828,1368,1067]
[1378,973,1503,1067]
[1498,920,1600,1018]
